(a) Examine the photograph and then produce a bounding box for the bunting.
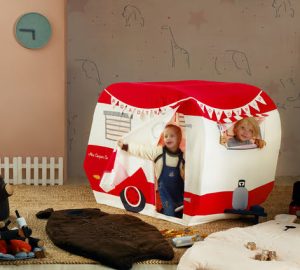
[105,89,267,123]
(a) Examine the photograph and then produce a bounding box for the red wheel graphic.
[120,186,146,213]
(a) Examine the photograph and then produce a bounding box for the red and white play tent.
[84,80,281,225]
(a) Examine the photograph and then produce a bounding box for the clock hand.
[19,28,36,40]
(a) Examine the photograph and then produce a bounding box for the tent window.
[219,117,266,150]
[103,111,133,141]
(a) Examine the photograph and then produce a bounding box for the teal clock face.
[15,12,52,49]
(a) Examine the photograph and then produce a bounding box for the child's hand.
[220,135,228,145]
[117,139,128,151]
[117,139,124,149]
[255,139,266,149]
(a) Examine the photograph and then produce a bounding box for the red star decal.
[188,10,207,30]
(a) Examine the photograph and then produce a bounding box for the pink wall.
[0,1,66,161]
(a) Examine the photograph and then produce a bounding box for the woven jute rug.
[1,183,295,265]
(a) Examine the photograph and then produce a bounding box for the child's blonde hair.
[234,117,261,138]
[164,124,182,142]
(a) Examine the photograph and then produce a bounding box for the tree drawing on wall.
[68,114,78,153]
[214,50,251,76]
[122,5,144,27]
[272,0,295,18]
[161,25,190,69]
[76,59,101,86]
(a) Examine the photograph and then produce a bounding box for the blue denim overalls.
[157,147,184,218]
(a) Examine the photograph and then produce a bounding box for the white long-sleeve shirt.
[126,143,185,180]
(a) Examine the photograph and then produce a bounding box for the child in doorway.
[118,124,185,218]
[220,117,266,149]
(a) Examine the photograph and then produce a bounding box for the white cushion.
[177,219,300,270]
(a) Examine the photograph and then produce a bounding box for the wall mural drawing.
[122,5,144,27]
[272,0,295,18]
[68,114,78,153]
[280,77,295,88]
[161,25,190,69]
[279,77,299,108]
[272,78,298,110]
[287,92,300,102]
[287,92,300,109]
[76,58,102,85]
[214,50,251,76]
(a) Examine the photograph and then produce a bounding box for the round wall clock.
[15,12,52,49]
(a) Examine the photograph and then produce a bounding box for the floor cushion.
[177,216,300,270]
[46,208,174,270]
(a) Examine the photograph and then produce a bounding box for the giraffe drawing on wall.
[122,5,144,27]
[161,25,190,69]
[76,58,102,86]
[272,0,295,18]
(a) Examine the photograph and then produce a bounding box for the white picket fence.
[0,157,63,185]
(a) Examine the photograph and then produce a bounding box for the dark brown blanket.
[46,208,174,270]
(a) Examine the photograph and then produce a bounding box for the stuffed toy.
[0,175,14,221]
[0,239,32,254]
[0,216,44,258]
[0,218,32,255]
[0,176,45,259]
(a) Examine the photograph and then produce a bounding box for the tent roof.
[102,80,273,108]
[99,80,276,122]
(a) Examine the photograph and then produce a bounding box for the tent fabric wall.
[84,80,281,225]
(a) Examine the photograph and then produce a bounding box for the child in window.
[220,117,266,149]
[118,124,185,218]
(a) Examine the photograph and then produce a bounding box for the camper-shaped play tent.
[84,80,281,225]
